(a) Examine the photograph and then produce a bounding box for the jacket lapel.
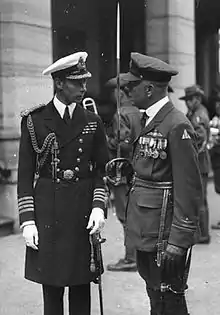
[61,104,87,148]
[140,101,174,135]
[42,102,87,148]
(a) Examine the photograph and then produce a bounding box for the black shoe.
[211,221,220,230]
[197,236,211,244]
[107,258,137,272]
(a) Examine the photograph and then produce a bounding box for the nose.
[80,81,87,92]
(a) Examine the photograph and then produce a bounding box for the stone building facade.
[0,0,219,230]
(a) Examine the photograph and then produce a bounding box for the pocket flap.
[135,187,163,208]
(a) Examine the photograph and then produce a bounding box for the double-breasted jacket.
[17,101,109,286]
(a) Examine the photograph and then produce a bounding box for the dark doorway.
[51,0,145,99]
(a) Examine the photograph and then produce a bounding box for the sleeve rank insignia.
[182,129,191,140]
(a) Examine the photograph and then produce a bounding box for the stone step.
[0,216,14,237]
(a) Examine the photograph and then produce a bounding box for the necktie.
[141,111,149,128]
[63,106,71,124]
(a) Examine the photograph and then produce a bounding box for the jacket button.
[56,178,60,183]
[79,138,83,143]
[77,158,81,163]
[75,167,79,172]
[75,177,79,182]
[78,148,83,153]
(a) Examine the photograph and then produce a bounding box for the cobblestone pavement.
[0,181,220,315]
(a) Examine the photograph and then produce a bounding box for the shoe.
[107,258,137,272]
[197,236,211,244]
[211,221,220,230]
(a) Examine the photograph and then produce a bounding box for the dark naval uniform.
[17,101,109,286]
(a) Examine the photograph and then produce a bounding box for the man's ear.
[144,83,154,98]
[54,77,64,90]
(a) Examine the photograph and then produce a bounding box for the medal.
[160,151,167,160]
[152,150,159,159]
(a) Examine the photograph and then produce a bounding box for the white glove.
[87,207,105,235]
[23,224,39,250]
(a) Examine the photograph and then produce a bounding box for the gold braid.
[26,114,57,172]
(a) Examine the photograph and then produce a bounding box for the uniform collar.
[53,95,76,118]
[145,96,169,118]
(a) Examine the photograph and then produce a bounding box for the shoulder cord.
[26,114,57,172]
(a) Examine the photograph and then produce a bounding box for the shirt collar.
[146,96,169,118]
[53,95,76,118]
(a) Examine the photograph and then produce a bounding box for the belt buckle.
[63,169,75,180]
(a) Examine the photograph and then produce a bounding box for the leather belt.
[58,169,77,180]
[39,169,92,182]
[135,177,173,189]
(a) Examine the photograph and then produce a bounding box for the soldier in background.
[208,95,220,229]
[179,85,211,244]
[17,52,109,315]
[105,74,142,271]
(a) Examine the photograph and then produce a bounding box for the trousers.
[42,283,90,315]
[198,174,210,239]
[136,250,189,315]
[111,183,136,261]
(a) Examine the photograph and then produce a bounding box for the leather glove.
[23,224,39,250]
[162,243,186,276]
[87,207,105,235]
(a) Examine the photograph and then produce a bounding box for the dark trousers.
[112,183,136,261]
[199,174,210,239]
[42,283,90,315]
[136,251,189,315]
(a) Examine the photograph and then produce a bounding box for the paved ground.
[0,181,220,314]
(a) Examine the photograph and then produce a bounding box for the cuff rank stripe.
[93,188,106,203]
[18,196,34,214]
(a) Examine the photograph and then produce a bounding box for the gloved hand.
[162,243,186,275]
[23,224,39,250]
[87,207,105,235]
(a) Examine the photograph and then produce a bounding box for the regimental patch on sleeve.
[182,129,191,140]
[20,103,46,117]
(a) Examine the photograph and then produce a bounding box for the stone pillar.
[145,0,196,113]
[0,0,53,231]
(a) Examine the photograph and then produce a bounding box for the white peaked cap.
[42,51,91,79]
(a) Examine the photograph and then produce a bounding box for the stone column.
[0,0,53,231]
[145,0,196,112]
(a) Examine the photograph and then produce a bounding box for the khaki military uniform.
[187,104,210,241]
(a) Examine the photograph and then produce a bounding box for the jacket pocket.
[134,187,164,209]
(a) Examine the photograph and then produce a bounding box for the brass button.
[79,138,83,143]
[75,167,79,172]
[78,148,83,153]
[57,168,60,172]
[77,158,81,163]
[75,177,79,182]
[56,178,60,183]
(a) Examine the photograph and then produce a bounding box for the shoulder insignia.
[20,103,46,117]
[182,129,191,140]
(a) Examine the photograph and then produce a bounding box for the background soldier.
[208,95,220,229]
[17,52,109,315]
[180,85,211,244]
[123,53,202,315]
[105,74,142,272]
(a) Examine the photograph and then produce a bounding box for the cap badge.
[77,57,86,71]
